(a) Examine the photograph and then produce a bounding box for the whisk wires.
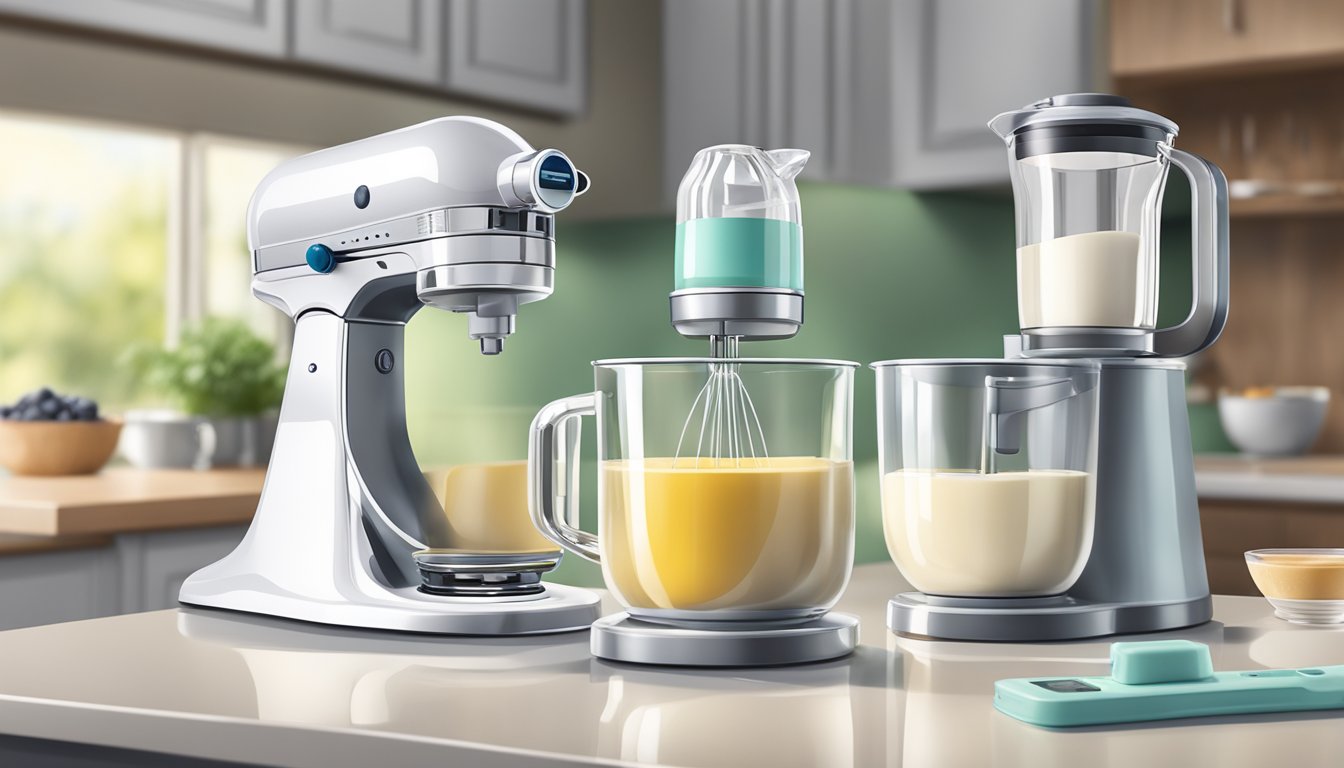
[674,335,770,468]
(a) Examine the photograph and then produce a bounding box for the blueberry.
[21,406,41,421]
[55,411,73,422]
[38,399,59,417]
[77,404,98,421]
[15,394,32,409]
[0,406,9,419]
[36,387,54,402]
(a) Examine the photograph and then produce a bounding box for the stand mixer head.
[179,117,601,633]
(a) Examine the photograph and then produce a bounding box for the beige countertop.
[0,563,1337,767]
[1196,454,1344,504]
[0,467,263,536]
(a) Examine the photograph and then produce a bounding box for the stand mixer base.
[179,581,601,636]
[887,593,1212,642]
[590,612,859,667]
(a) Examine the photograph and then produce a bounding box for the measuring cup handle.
[1153,146,1230,357]
[529,392,601,563]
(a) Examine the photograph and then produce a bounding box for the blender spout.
[765,148,810,179]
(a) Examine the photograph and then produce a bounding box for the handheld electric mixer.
[670,144,809,465]
[179,116,601,634]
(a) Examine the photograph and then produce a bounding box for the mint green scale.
[995,640,1344,727]
[674,218,803,292]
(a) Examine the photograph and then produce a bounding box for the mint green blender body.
[669,144,810,341]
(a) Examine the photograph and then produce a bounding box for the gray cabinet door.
[663,0,852,201]
[444,0,587,115]
[0,548,120,631]
[846,0,1100,189]
[118,526,247,613]
[0,0,286,57]
[293,0,443,86]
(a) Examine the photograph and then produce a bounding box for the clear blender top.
[990,93,1229,358]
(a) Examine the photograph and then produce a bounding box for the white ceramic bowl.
[1218,387,1329,456]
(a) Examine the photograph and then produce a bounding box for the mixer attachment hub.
[413,550,562,597]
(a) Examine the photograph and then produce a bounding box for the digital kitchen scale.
[995,639,1344,727]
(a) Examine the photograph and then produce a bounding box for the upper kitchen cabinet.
[844,0,1100,189]
[1112,0,1344,81]
[664,0,1099,194]
[292,0,442,86]
[663,0,852,195]
[444,0,588,116]
[0,0,286,58]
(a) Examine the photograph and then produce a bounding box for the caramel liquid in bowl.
[600,457,854,622]
[1247,553,1344,600]
[426,461,558,553]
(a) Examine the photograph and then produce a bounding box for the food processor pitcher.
[990,94,1229,358]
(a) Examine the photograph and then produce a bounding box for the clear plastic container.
[674,145,809,293]
[873,359,1100,598]
[990,95,1177,332]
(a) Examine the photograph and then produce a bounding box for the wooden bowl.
[0,418,123,476]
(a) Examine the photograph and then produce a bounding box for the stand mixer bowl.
[873,359,1100,598]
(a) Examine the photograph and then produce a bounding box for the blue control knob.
[305,243,336,274]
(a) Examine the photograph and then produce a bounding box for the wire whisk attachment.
[674,335,769,467]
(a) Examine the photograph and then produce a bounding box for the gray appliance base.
[591,611,859,667]
[887,592,1212,642]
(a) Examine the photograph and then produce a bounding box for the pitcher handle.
[529,392,600,562]
[1152,146,1230,357]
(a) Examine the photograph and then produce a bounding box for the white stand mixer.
[179,117,600,634]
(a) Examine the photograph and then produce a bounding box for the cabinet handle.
[1223,0,1245,34]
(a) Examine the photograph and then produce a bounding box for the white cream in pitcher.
[882,469,1093,597]
[1017,230,1151,329]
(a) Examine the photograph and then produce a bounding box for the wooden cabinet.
[0,0,287,58]
[1200,499,1344,595]
[664,0,1098,195]
[444,0,588,116]
[1112,0,1344,79]
[292,0,443,86]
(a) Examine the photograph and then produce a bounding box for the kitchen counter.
[1196,454,1344,504]
[0,564,1338,767]
[0,467,264,536]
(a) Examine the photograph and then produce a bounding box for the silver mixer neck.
[245,116,589,352]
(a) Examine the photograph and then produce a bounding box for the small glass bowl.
[1245,549,1344,624]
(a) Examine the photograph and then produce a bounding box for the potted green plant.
[133,318,286,466]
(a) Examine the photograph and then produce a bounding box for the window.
[0,111,307,409]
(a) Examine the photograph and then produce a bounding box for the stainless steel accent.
[887,593,1212,642]
[1020,326,1155,357]
[591,612,859,667]
[669,288,803,340]
[254,206,554,273]
[413,550,562,597]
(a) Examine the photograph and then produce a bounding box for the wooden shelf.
[1115,51,1344,87]
[1230,194,1344,218]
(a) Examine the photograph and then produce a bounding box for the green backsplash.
[404,180,1224,588]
